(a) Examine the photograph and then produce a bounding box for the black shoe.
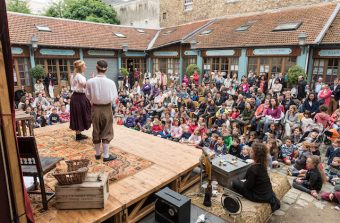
[103,154,117,162]
[95,154,101,160]
[76,134,88,141]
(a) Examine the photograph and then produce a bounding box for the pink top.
[318,89,332,106]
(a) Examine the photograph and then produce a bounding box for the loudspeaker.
[155,187,191,223]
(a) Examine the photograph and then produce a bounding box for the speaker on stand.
[155,187,191,223]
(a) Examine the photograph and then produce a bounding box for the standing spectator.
[318,84,332,107]
[314,77,324,94]
[297,76,307,100]
[44,73,54,98]
[193,70,199,86]
[330,78,340,113]
[34,79,45,95]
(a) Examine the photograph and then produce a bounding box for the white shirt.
[86,74,118,105]
[71,73,87,93]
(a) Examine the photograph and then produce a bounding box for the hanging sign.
[11,47,23,55]
[206,50,235,56]
[153,51,178,57]
[40,49,75,56]
[125,52,147,57]
[88,50,115,56]
[184,50,198,56]
[253,48,292,55]
[318,49,340,57]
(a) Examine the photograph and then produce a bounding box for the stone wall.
[160,0,340,27]
[109,0,160,28]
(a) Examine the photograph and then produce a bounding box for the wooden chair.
[18,136,63,210]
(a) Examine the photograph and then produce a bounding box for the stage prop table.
[185,172,291,223]
[15,110,34,136]
[211,154,251,188]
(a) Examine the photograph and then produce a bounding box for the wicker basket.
[53,159,90,185]
[65,159,90,172]
[53,167,88,185]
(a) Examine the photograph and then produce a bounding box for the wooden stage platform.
[34,123,202,223]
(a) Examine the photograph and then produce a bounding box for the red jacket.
[193,74,199,86]
[152,125,163,133]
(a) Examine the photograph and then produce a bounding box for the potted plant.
[186,64,200,76]
[29,65,45,80]
[120,67,129,77]
[287,65,306,88]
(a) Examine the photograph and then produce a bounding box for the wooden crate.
[55,173,109,210]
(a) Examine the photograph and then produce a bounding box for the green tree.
[7,0,31,14]
[45,0,120,24]
[287,65,306,86]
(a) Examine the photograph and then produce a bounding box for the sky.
[28,0,56,14]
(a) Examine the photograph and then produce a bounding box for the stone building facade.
[106,0,160,28]
[160,0,340,27]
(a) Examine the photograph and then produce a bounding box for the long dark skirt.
[70,92,91,131]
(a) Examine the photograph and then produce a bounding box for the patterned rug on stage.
[29,128,153,215]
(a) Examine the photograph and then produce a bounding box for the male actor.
[86,60,118,162]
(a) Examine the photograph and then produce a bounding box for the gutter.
[315,3,340,44]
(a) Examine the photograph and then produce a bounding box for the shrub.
[120,67,129,77]
[287,65,306,86]
[29,65,45,80]
[186,64,200,76]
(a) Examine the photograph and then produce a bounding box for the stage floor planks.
[34,124,202,223]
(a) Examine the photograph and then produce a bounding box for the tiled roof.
[322,8,340,44]
[146,19,212,49]
[8,13,158,50]
[184,3,338,48]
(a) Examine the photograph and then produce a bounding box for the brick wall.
[160,0,340,27]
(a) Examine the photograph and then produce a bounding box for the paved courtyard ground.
[269,146,339,223]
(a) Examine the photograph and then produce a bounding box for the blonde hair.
[73,60,85,74]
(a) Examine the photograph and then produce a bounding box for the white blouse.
[71,73,87,93]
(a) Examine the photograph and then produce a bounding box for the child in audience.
[198,132,211,148]
[180,125,191,143]
[214,136,227,155]
[49,108,60,125]
[288,142,311,176]
[209,134,218,150]
[240,146,250,160]
[293,155,323,198]
[170,119,183,142]
[188,129,202,145]
[229,137,241,158]
[151,119,163,135]
[280,137,298,165]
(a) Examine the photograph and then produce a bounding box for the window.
[59,59,70,81]
[163,12,167,20]
[273,22,302,31]
[199,29,213,36]
[259,58,270,73]
[203,57,239,78]
[47,59,58,85]
[13,58,31,87]
[152,58,180,77]
[36,25,51,32]
[248,58,258,75]
[313,59,325,80]
[184,0,193,11]
[230,58,239,74]
[284,57,297,74]
[137,29,145,33]
[123,58,146,79]
[183,56,197,72]
[235,21,256,32]
[114,32,126,38]
[162,29,176,35]
[326,59,339,83]
[271,57,283,76]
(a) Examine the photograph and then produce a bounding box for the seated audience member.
[188,129,202,145]
[170,119,183,142]
[288,142,311,176]
[314,105,331,129]
[151,119,163,135]
[240,146,251,160]
[232,143,280,212]
[279,137,297,165]
[229,137,241,158]
[59,105,70,123]
[321,191,340,211]
[214,136,227,155]
[49,108,60,125]
[180,125,191,143]
[293,155,323,198]
[198,132,211,148]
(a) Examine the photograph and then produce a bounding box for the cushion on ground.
[184,172,291,223]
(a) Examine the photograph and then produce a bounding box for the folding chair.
[18,136,63,210]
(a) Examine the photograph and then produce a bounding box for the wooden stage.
[34,123,202,223]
